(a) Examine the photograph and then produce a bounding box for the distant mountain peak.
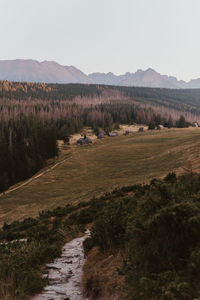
[136,69,143,73]
[0,59,200,89]
[146,67,157,72]
[0,59,91,84]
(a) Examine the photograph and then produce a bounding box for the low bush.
[86,173,200,299]
[0,191,111,299]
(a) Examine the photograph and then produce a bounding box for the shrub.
[86,174,200,299]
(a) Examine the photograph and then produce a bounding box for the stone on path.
[32,231,90,300]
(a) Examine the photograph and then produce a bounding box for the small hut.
[98,131,106,139]
[98,133,104,139]
[109,132,118,137]
[77,137,92,145]
[85,137,92,144]
[77,138,85,145]
[157,125,164,130]
[125,130,132,135]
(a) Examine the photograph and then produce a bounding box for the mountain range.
[0,59,200,89]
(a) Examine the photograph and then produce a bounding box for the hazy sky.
[0,0,200,81]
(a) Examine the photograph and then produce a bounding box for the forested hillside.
[0,118,58,192]
[1,80,200,115]
[0,80,200,192]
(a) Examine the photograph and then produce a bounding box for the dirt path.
[0,126,145,198]
[32,231,90,300]
[0,156,70,198]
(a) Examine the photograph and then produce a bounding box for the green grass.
[1,128,200,226]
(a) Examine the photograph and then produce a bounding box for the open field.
[1,127,200,226]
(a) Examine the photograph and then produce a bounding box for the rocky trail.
[32,231,90,300]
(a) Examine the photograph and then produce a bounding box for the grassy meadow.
[1,127,200,226]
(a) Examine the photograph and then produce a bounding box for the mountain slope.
[0,59,200,88]
[0,59,90,84]
[89,68,188,88]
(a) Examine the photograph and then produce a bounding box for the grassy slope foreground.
[1,128,200,225]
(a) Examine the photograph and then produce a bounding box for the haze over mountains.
[0,59,200,89]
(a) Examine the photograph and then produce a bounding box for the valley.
[1,81,200,299]
[2,2,200,299]
[1,127,200,226]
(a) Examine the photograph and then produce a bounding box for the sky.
[0,0,200,81]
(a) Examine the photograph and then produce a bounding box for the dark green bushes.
[86,173,200,299]
[3,173,200,299]
[0,239,63,298]
[0,197,112,299]
[0,242,47,299]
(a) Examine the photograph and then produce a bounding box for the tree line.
[2,80,200,116]
[0,117,58,192]
[0,82,198,192]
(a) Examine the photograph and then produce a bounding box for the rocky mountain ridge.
[0,59,199,89]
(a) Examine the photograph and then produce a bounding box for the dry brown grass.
[119,124,148,134]
[69,127,98,145]
[0,277,17,300]
[1,127,200,226]
[82,247,125,300]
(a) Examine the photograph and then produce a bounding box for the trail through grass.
[1,128,200,225]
